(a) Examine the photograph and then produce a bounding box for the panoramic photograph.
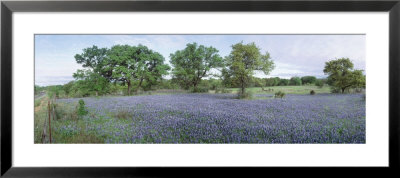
[34,34,366,144]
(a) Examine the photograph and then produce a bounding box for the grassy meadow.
[34,85,365,144]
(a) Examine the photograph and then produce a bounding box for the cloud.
[242,35,365,70]
[35,76,74,86]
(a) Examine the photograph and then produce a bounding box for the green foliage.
[274,91,286,98]
[77,99,88,117]
[207,78,222,90]
[237,90,254,99]
[278,79,290,86]
[105,44,170,95]
[72,44,170,97]
[323,58,366,93]
[252,77,264,87]
[190,86,209,93]
[58,90,67,98]
[34,85,45,95]
[315,79,325,88]
[224,42,275,97]
[221,68,236,88]
[289,77,302,86]
[74,45,108,72]
[158,79,180,90]
[265,77,280,86]
[330,87,342,93]
[47,85,63,99]
[73,69,110,96]
[170,42,223,90]
[74,45,112,96]
[301,76,317,85]
[63,81,74,96]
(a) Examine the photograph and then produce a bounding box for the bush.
[54,103,79,120]
[310,90,316,95]
[77,99,88,117]
[315,80,324,88]
[330,87,342,93]
[274,91,286,98]
[238,90,253,99]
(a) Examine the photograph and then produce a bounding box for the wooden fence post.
[48,100,52,143]
[52,96,56,120]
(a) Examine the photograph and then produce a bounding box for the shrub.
[315,80,324,88]
[54,103,79,120]
[310,90,316,95]
[331,87,342,93]
[77,99,88,117]
[274,91,286,98]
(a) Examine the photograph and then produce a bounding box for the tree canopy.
[323,58,365,93]
[301,76,317,85]
[290,77,302,86]
[224,42,275,97]
[52,42,367,99]
[105,44,170,95]
[170,42,223,91]
[74,45,110,96]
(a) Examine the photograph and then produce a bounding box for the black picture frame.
[1,0,399,177]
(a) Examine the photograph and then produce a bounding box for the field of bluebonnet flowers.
[51,93,365,144]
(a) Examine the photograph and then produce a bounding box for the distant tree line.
[39,42,365,99]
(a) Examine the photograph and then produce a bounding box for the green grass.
[34,97,105,144]
[34,96,48,143]
[228,85,331,95]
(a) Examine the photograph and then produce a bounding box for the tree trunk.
[95,91,98,96]
[241,76,245,95]
[127,81,131,96]
[193,82,198,91]
[136,78,144,92]
[342,88,345,93]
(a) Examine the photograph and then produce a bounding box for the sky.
[35,34,365,86]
